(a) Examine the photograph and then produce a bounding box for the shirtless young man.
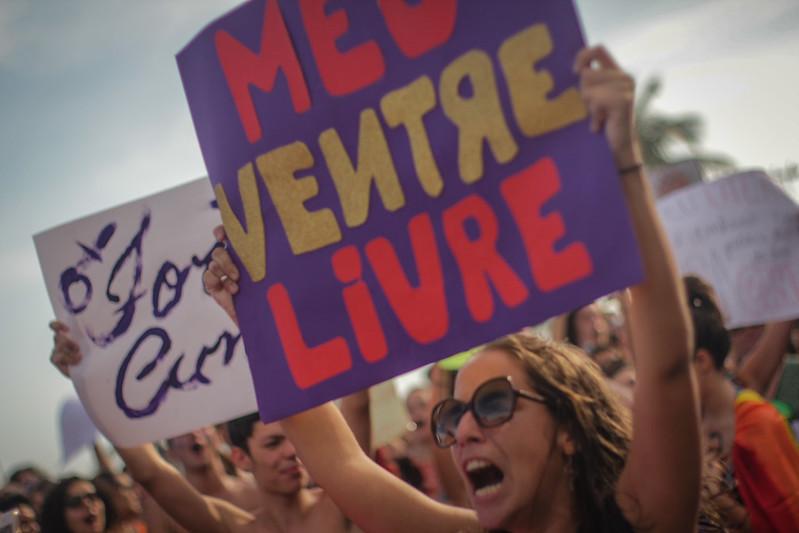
[51,321,357,533]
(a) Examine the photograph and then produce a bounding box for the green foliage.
[769,163,799,183]
[634,77,735,176]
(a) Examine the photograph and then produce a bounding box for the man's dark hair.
[226,412,261,454]
[683,275,730,370]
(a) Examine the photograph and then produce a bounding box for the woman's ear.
[557,426,577,457]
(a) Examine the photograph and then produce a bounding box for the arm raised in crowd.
[734,320,794,396]
[340,388,373,456]
[575,46,701,532]
[49,321,253,533]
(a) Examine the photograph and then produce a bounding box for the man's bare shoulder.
[203,495,259,533]
[222,474,261,513]
[223,488,348,533]
[304,487,351,533]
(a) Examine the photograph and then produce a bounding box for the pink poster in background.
[658,170,799,328]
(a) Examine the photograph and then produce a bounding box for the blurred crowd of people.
[4,291,797,532]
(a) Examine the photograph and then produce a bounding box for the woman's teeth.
[465,459,504,496]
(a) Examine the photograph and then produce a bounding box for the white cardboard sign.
[35,178,257,446]
[657,170,799,328]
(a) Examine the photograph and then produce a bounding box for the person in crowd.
[374,383,467,506]
[28,480,56,520]
[0,492,40,532]
[729,320,795,399]
[8,468,50,494]
[588,344,625,375]
[91,473,146,533]
[164,428,260,512]
[206,424,247,478]
[604,358,635,390]
[202,45,702,533]
[3,468,46,501]
[92,441,180,533]
[563,302,612,353]
[591,345,635,390]
[398,387,445,500]
[604,295,634,363]
[132,487,186,533]
[225,411,358,525]
[554,296,634,365]
[2,467,53,520]
[373,439,425,493]
[50,322,369,533]
[40,477,115,533]
[685,275,799,532]
[8,465,49,489]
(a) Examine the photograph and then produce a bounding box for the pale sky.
[1,0,797,480]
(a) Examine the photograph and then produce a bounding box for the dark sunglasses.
[431,376,547,448]
[64,491,101,508]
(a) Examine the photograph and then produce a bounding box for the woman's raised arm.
[575,46,702,532]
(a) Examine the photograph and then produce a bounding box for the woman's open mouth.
[465,459,505,497]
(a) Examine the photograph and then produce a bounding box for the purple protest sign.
[177,0,643,423]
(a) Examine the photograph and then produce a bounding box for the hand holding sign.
[50,321,82,377]
[574,46,641,169]
[203,226,241,329]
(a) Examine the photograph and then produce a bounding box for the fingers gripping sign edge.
[50,320,79,378]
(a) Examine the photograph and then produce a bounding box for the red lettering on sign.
[442,195,529,323]
[332,246,388,363]
[365,213,449,344]
[376,0,457,58]
[267,283,351,389]
[215,0,311,143]
[500,158,593,292]
[298,0,385,96]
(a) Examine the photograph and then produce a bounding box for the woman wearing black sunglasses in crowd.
[205,45,702,533]
[40,477,116,533]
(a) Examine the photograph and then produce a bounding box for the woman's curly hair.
[484,333,633,533]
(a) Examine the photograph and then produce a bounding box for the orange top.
[733,390,799,533]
